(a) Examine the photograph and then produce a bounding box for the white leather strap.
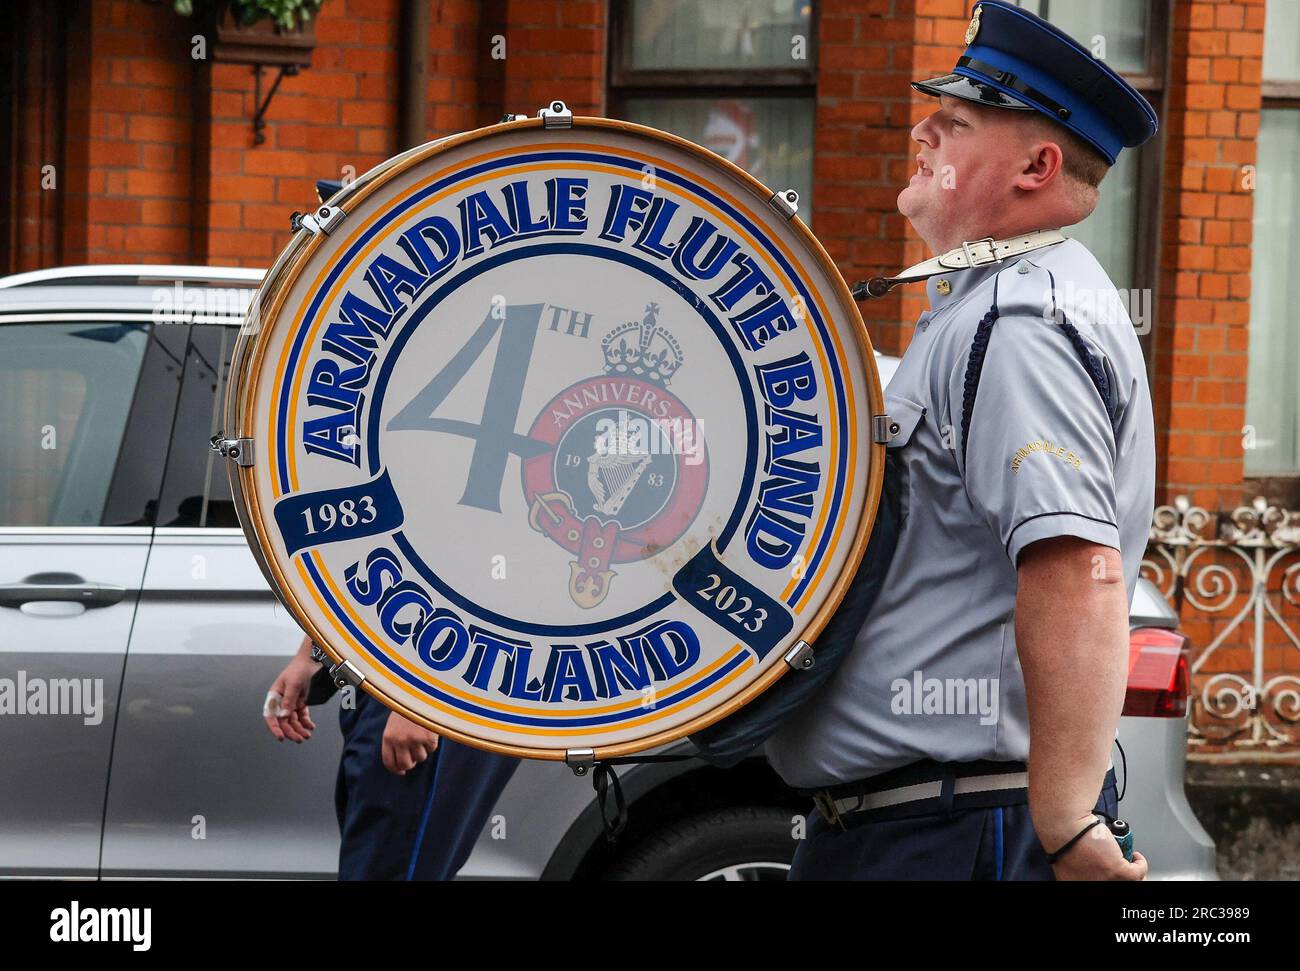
[853,229,1066,299]
[894,228,1066,285]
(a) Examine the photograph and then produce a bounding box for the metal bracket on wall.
[253,63,299,146]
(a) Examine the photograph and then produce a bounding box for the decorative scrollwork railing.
[1143,496,1300,751]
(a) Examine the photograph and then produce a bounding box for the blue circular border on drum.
[367,241,754,637]
[303,547,748,728]
[275,145,852,614]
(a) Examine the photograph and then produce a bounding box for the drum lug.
[297,204,346,237]
[309,643,329,665]
[329,658,365,690]
[565,748,596,776]
[538,99,574,129]
[209,434,255,467]
[784,640,815,671]
[872,414,900,444]
[769,188,800,220]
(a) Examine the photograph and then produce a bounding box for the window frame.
[607,0,820,93]
[1031,0,1171,371]
[1242,13,1300,490]
[606,0,820,228]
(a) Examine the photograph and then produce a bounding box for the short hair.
[1025,115,1111,189]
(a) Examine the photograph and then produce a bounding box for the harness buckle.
[960,237,1000,268]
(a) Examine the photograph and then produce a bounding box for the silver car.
[0,265,1216,880]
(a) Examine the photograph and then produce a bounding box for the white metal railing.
[1143,496,1300,753]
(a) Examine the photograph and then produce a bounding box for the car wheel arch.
[539,754,805,881]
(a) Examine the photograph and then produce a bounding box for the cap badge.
[964,6,982,45]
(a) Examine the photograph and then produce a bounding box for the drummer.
[766,0,1157,880]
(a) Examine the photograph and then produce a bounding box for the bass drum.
[222,105,884,760]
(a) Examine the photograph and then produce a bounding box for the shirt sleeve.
[954,312,1120,565]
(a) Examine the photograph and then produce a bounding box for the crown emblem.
[601,303,684,385]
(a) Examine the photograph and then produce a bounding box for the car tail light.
[1123,627,1190,717]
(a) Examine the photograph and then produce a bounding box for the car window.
[155,324,241,528]
[0,321,167,527]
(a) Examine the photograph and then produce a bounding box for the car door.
[0,318,183,877]
[101,321,343,878]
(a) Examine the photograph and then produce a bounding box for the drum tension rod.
[328,659,365,691]
[538,99,573,129]
[210,433,255,467]
[768,189,800,220]
[783,640,816,671]
[291,205,347,237]
[307,643,365,692]
[565,749,596,776]
[872,415,901,444]
[501,100,574,129]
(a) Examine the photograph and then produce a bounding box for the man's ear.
[1014,140,1064,192]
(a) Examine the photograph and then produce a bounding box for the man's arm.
[1015,535,1146,880]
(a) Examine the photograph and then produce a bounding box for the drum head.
[226,116,884,759]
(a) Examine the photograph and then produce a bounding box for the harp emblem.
[521,303,708,609]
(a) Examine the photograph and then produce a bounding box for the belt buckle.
[813,792,846,831]
[961,237,999,268]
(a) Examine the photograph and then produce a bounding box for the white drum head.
[226,116,883,759]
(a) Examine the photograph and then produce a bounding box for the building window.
[608,0,816,220]
[1013,0,1165,295]
[1245,0,1300,475]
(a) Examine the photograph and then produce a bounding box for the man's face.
[897,95,1032,247]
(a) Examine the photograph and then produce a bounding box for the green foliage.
[173,0,327,31]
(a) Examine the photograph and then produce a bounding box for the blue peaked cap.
[912,0,1158,164]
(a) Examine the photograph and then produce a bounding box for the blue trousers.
[789,768,1119,881]
[335,690,520,881]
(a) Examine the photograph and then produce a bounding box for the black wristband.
[1045,817,1105,865]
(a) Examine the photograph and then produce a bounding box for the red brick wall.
[57,0,608,269]
[813,0,974,359]
[196,0,405,266]
[815,0,915,359]
[1152,0,1265,512]
[63,0,198,265]
[494,0,607,119]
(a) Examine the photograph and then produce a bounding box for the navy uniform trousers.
[789,768,1119,881]
[335,690,521,880]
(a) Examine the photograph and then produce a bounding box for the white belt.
[826,771,1029,817]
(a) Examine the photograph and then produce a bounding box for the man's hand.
[1046,813,1149,881]
[381,711,440,775]
[264,635,319,743]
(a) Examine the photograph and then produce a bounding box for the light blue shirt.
[766,239,1155,788]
